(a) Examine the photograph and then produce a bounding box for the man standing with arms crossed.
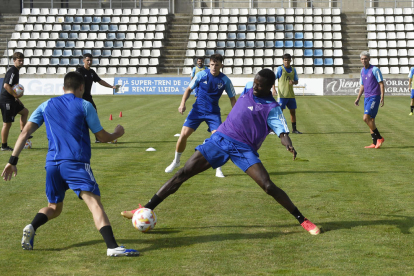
[272,53,302,134]
[355,51,385,149]
[165,54,236,178]
[0,52,30,151]
[76,53,117,143]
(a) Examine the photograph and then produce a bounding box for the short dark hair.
[12,52,24,61]
[210,54,223,64]
[196,57,204,61]
[257,69,276,87]
[282,53,292,60]
[64,72,85,91]
[83,53,93,59]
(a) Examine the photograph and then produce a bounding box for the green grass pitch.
[1,95,414,275]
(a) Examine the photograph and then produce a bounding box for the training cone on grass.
[119,111,123,117]
[109,114,113,120]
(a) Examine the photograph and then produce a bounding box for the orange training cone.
[109,114,113,120]
[119,111,122,117]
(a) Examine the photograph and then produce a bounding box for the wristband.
[9,156,18,165]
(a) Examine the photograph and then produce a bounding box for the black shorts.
[0,101,25,123]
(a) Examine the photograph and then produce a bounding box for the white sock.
[216,167,222,172]
[173,152,182,163]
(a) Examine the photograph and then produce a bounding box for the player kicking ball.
[1,72,138,257]
[122,69,320,236]
[355,51,385,149]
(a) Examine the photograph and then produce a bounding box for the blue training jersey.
[29,93,103,166]
[188,69,236,114]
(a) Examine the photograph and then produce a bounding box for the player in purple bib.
[355,51,385,149]
[121,69,321,236]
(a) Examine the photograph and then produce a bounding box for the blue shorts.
[196,132,261,172]
[411,89,414,99]
[364,95,381,119]
[45,162,100,204]
[278,98,297,110]
[183,109,222,132]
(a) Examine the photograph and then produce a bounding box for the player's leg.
[410,90,414,115]
[287,99,301,134]
[165,125,196,173]
[245,163,320,235]
[0,102,14,151]
[17,107,28,131]
[1,122,12,150]
[208,115,225,178]
[363,95,383,148]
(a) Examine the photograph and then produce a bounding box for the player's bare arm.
[272,85,277,96]
[355,85,364,106]
[279,133,297,160]
[229,96,236,107]
[379,81,385,107]
[2,122,39,181]
[290,80,299,85]
[98,80,116,89]
[178,87,192,114]
[95,124,125,143]
[3,83,23,99]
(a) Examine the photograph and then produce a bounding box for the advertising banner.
[113,77,191,95]
[324,78,410,96]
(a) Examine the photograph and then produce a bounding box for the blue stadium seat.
[83,49,92,55]
[104,41,113,48]
[50,58,59,65]
[226,41,236,48]
[314,58,323,65]
[107,33,116,39]
[265,41,274,48]
[267,16,275,23]
[248,16,257,23]
[276,24,284,31]
[285,24,294,31]
[92,17,101,23]
[217,41,226,48]
[52,49,62,57]
[295,32,304,39]
[257,16,266,23]
[204,58,210,65]
[73,49,82,56]
[294,41,303,47]
[206,49,215,55]
[237,33,246,39]
[247,24,256,31]
[59,33,68,39]
[65,16,73,23]
[246,41,255,48]
[285,32,293,39]
[324,58,334,65]
[238,25,246,31]
[92,49,101,56]
[60,58,70,66]
[216,49,224,55]
[62,24,71,31]
[84,17,92,23]
[74,17,83,23]
[92,58,99,66]
[91,25,99,31]
[314,49,323,56]
[236,41,245,48]
[285,41,293,47]
[255,41,264,48]
[109,25,118,31]
[81,25,90,31]
[304,49,313,56]
[276,16,284,23]
[275,41,284,48]
[62,49,72,57]
[72,25,81,31]
[101,49,111,57]
[116,33,126,39]
[102,17,111,23]
[114,41,123,48]
[100,25,109,31]
[304,41,313,48]
[227,33,237,40]
[65,41,75,48]
[56,41,65,48]
[69,33,78,39]
[70,58,80,66]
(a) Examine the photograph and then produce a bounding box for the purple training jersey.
[217,88,278,152]
[361,65,382,98]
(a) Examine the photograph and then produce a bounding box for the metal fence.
[22,0,171,10]
[192,0,342,9]
[364,0,414,9]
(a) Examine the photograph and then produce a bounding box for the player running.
[1,72,138,257]
[122,69,320,236]
[272,53,302,134]
[355,51,385,149]
[408,67,414,115]
[165,54,237,178]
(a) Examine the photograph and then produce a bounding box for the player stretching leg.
[123,69,320,235]
[408,67,414,115]
[165,54,237,178]
[355,51,385,149]
[2,72,138,257]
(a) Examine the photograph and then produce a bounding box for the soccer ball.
[12,84,24,96]
[24,140,32,149]
[132,208,157,232]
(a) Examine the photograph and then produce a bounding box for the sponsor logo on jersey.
[248,106,253,111]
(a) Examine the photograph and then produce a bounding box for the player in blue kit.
[122,69,320,235]
[1,72,138,257]
[355,51,385,149]
[165,54,237,178]
[408,67,414,115]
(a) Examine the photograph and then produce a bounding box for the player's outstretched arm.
[355,85,364,106]
[95,124,125,143]
[2,122,39,181]
[178,87,192,114]
[98,80,116,89]
[279,133,297,160]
